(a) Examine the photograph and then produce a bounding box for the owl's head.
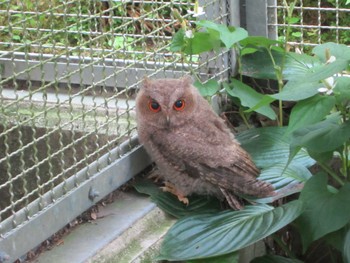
[135,76,200,129]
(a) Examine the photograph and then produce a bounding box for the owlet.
[135,76,274,209]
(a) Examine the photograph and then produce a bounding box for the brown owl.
[135,76,274,209]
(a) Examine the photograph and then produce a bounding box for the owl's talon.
[161,182,189,205]
[147,170,162,183]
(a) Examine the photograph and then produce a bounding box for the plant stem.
[272,234,296,259]
[319,162,345,186]
[239,108,251,129]
[266,48,284,126]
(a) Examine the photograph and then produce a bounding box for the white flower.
[326,55,336,64]
[187,6,205,17]
[318,76,335,95]
[185,30,194,39]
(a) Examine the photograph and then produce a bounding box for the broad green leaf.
[250,163,312,204]
[334,76,350,105]
[287,95,336,134]
[158,201,303,261]
[186,251,239,263]
[306,149,334,164]
[224,79,276,120]
[312,42,350,62]
[291,113,350,153]
[323,227,348,252]
[133,179,221,218]
[194,79,220,97]
[236,126,315,169]
[219,26,248,49]
[270,81,323,101]
[252,255,304,263]
[244,95,276,114]
[293,59,349,83]
[296,172,350,251]
[196,20,248,48]
[241,48,321,80]
[184,32,216,55]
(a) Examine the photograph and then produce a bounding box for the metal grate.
[0,0,232,261]
[268,0,350,52]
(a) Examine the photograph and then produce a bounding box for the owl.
[135,76,274,209]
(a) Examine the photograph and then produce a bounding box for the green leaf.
[236,126,315,169]
[291,113,350,153]
[288,17,300,24]
[196,20,248,48]
[251,163,311,204]
[291,32,302,37]
[158,201,303,261]
[184,32,216,55]
[334,76,350,105]
[270,81,323,101]
[312,42,350,62]
[241,49,321,80]
[323,227,348,252]
[296,172,350,251]
[186,252,239,263]
[306,149,334,164]
[133,179,221,218]
[252,255,304,263]
[286,95,336,134]
[224,79,276,120]
[294,59,349,83]
[239,36,282,48]
[170,29,185,52]
[240,47,259,56]
[194,79,220,97]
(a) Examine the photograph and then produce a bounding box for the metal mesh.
[268,0,350,52]
[0,0,230,257]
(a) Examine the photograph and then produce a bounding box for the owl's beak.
[166,115,171,127]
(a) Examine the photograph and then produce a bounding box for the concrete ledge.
[35,191,175,263]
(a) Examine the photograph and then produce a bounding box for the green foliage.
[0,0,191,56]
[296,172,350,251]
[134,4,350,262]
[158,201,303,261]
[133,179,221,219]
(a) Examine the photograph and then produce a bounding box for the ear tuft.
[142,76,152,89]
[181,75,193,87]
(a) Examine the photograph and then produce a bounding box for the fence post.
[243,0,277,39]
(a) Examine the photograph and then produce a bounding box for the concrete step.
[34,191,176,263]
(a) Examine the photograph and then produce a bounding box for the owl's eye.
[148,100,161,112]
[173,99,185,111]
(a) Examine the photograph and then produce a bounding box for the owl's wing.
[150,121,274,198]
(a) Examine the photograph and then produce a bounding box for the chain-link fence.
[0,0,234,261]
[268,0,350,52]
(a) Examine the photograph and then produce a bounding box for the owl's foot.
[220,188,244,210]
[147,169,163,183]
[161,182,189,205]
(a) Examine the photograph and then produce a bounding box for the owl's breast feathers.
[146,116,274,198]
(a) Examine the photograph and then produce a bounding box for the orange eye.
[148,100,161,112]
[173,99,185,111]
